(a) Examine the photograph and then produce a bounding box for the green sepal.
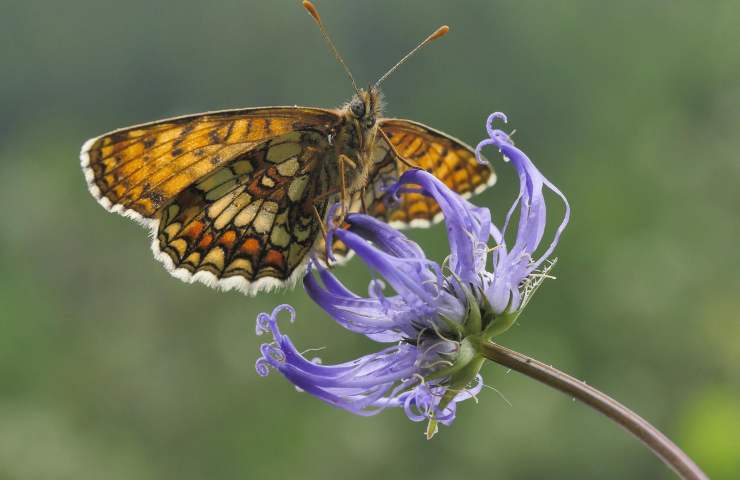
[461,281,482,336]
[482,310,519,340]
[436,312,465,340]
[426,352,486,439]
[424,337,477,382]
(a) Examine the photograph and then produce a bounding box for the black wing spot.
[143,189,165,209]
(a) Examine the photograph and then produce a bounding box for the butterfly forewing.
[81,107,340,218]
[367,118,495,227]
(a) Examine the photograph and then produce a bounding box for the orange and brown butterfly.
[80,1,495,295]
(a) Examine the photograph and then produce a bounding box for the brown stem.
[478,341,708,480]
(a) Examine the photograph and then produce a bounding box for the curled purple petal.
[304,263,411,341]
[385,169,492,282]
[254,303,467,420]
[476,113,570,313]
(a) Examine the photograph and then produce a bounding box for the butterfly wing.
[372,118,496,227]
[324,124,495,261]
[81,107,339,220]
[81,107,341,294]
[155,132,333,294]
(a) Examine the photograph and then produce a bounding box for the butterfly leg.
[312,204,328,239]
[379,128,417,170]
[360,186,368,215]
[311,203,332,266]
[338,154,357,225]
[312,187,340,204]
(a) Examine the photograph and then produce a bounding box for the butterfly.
[80,1,495,295]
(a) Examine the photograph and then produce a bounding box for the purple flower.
[475,112,570,318]
[255,112,569,436]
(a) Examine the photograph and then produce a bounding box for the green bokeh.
[1,1,738,479]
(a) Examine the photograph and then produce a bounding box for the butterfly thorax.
[330,87,382,193]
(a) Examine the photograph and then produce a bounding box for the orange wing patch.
[369,119,495,227]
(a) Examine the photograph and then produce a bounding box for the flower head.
[255,112,569,436]
[257,188,489,435]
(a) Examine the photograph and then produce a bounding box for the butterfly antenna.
[374,25,449,88]
[302,1,360,95]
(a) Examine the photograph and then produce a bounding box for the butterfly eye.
[350,100,365,118]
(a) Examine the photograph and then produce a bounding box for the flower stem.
[478,341,707,480]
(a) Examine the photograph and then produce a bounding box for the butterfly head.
[348,87,382,129]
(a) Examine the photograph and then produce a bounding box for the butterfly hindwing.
[363,118,496,228]
[155,130,333,294]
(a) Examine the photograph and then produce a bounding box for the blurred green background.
[2,1,739,478]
